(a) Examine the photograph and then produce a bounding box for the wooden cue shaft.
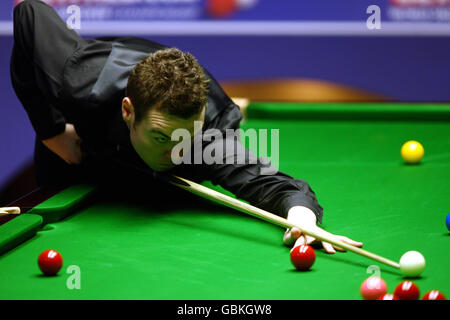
[171,175,401,270]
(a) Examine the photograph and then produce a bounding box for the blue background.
[1,1,389,21]
[1,0,450,191]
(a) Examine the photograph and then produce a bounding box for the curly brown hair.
[126,48,209,122]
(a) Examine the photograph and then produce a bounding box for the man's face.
[122,98,205,172]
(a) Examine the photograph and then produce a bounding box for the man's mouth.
[159,162,175,169]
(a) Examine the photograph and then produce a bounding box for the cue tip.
[0,207,21,214]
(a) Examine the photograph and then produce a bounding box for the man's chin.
[151,164,175,172]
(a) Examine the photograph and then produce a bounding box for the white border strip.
[1,21,450,36]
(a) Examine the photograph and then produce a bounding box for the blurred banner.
[1,0,450,35]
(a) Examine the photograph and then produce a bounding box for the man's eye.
[155,136,168,143]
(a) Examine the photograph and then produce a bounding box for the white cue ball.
[399,251,425,277]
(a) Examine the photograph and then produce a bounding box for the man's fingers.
[283,227,301,245]
[284,228,364,255]
[322,242,336,254]
[332,245,346,252]
[333,236,364,251]
[341,236,363,247]
[291,228,302,239]
[283,230,293,245]
[323,236,364,253]
[294,235,306,247]
[284,227,318,248]
[294,234,316,247]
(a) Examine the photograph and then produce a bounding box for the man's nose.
[164,150,183,160]
[164,149,183,158]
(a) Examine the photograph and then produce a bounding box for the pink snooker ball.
[360,276,387,300]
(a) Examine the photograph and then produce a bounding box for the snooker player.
[10,0,363,253]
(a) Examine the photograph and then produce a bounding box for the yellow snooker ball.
[401,140,424,164]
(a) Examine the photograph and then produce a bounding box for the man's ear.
[122,97,135,129]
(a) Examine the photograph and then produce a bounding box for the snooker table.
[0,102,449,300]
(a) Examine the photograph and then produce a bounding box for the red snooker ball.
[422,290,446,300]
[38,249,63,276]
[205,0,237,18]
[394,281,420,300]
[377,293,399,300]
[290,244,315,271]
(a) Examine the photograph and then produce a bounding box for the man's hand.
[42,123,83,165]
[283,206,363,254]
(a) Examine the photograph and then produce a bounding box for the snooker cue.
[0,207,21,214]
[168,175,401,270]
[73,145,402,270]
